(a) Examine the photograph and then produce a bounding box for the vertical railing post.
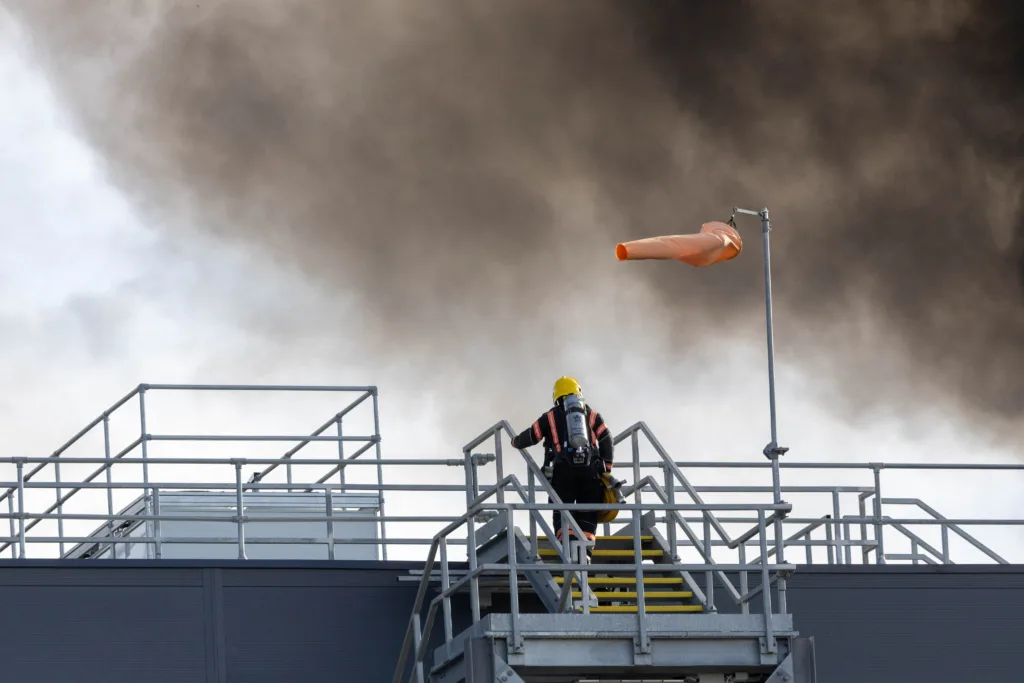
[844,517,854,565]
[463,449,480,623]
[757,510,776,654]
[941,524,950,564]
[528,470,538,561]
[138,386,151,509]
[372,389,388,561]
[738,543,749,615]
[805,531,813,564]
[911,539,919,564]
[832,489,843,565]
[16,459,26,559]
[326,488,336,561]
[703,511,715,613]
[632,505,650,654]
[561,514,570,611]
[506,506,521,652]
[103,414,115,559]
[631,430,642,507]
[234,460,246,560]
[664,464,678,560]
[494,431,505,505]
[825,517,835,565]
[859,495,870,564]
[55,459,64,558]
[336,418,346,490]
[410,612,424,683]
[7,495,15,559]
[872,465,885,564]
[440,537,453,648]
[152,487,163,560]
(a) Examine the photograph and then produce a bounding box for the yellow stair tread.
[570,591,693,600]
[589,605,704,613]
[539,549,663,558]
[554,576,683,585]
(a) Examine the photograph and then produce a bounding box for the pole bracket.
[763,442,789,459]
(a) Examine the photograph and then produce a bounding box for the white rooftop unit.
[65,490,382,561]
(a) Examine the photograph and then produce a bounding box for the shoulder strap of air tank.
[546,409,562,452]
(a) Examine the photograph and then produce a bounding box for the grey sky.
[0,5,1020,563]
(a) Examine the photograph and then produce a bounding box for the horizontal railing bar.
[145,434,378,443]
[4,482,467,492]
[0,514,454,524]
[0,457,464,467]
[142,384,376,392]
[627,460,1024,471]
[4,536,466,546]
[0,387,144,506]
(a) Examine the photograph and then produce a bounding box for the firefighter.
[510,376,614,557]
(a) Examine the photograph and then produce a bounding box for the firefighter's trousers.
[549,461,604,547]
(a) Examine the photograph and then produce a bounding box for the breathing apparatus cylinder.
[562,393,589,449]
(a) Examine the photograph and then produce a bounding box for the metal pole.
[463,449,480,623]
[336,418,346,490]
[873,465,885,564]
[16,459,26,559]
[832,489,843,565]
[739,205,791,614]
[703,512,715,612]
[138,388,151,509]
[234,460,246,560]
[103,415,115,559]
[152,488,162,560]
[440,537,453,647]
[372,390,388,561]
[6,495,15,559]
[55,460,64,558]
[326,488,336,561]
[758,208,785,489]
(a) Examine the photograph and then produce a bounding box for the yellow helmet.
[552,376,583,403]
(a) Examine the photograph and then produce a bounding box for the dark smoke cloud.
[5,1,1023,434]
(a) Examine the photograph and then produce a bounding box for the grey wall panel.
[0,566,208,683]
[218,566,471,683]
[787,567,1024,683]
[1,561,1022,683]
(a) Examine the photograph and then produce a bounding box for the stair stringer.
[475,522,563,615]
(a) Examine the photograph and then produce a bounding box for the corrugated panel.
[0,580,207,683]
[788,570,1024,682]
[0,561,1021,682]
[221,580,471,683]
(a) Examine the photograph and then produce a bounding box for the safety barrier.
[0,384,1020,566]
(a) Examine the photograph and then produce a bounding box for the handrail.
[614,422,740,547]
[0,384,142,508]
[250,389,372,484]
[464,421,589,551]
[392,472,577,683]
[392,493,796,683]
[747,515,831,565]
[882,498,1008,564]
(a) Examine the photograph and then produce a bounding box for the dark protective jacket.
[511,402,614,469]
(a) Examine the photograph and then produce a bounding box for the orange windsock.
[615,221,743,267]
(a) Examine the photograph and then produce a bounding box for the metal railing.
[0,384,1021,566]
[391,485,797,683]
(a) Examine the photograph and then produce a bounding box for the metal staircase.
[392,422,818,683]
